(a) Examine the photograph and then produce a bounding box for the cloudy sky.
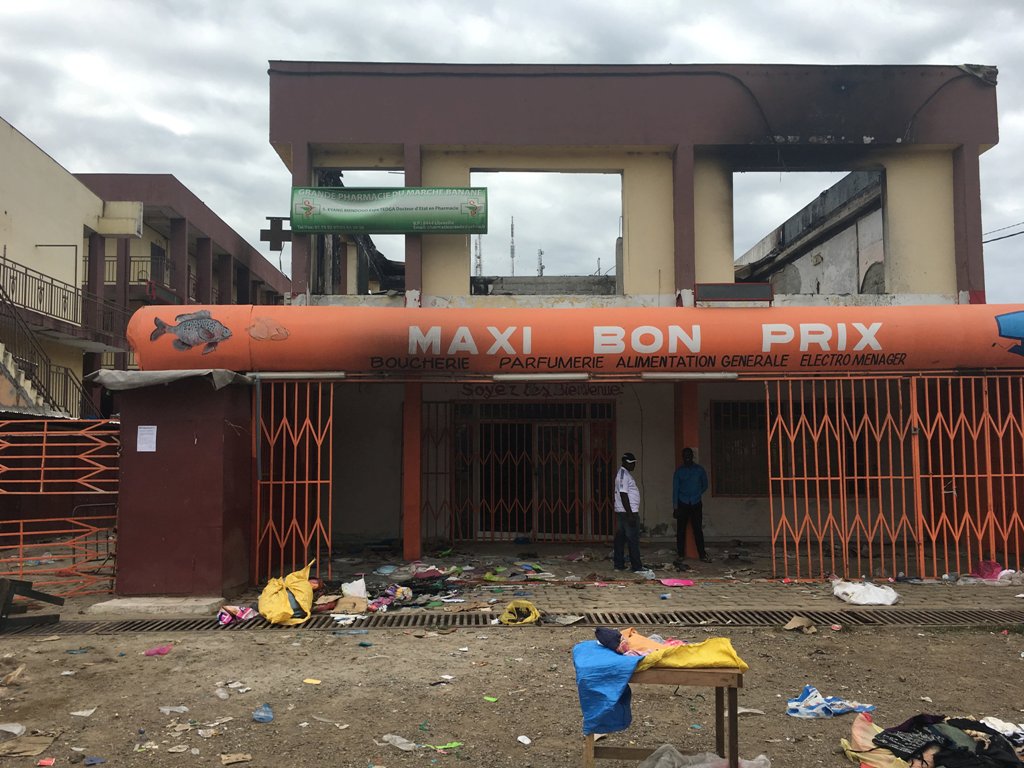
[1,1,1021,301]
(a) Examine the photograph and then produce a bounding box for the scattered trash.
[782,616,817,634]
[0,733,56,757]
[831,578,899,605]
[787,684,874,718]
[159,706,189,715]
[144,643,173,657]
[36,758,55,767]
[517,735,532,745]
[498,599,540,625]
[1,665,25,686]
[214,688,230,700]
[382,733,418,751]
[483,695,498,702]
[737,707,766,715]
[167,745,189,753]
[358,641,373,648]
[637,744,772,767]
[259,562,316,627]
[660,594,671,600]
[546,614,585,626]
[423,741,463,752]
[83,758,106,766]
[60,670,75,676]
[216,606,258,626]
[659,578,695,587]
[251,704,274,723]
[70,708,97,717]
[920,695,933,703]
[0,723,26,739]
[341,577,368,599]
[830,624,843,631]
[219,754,252,765]
[197,729,217,739]
[303,678,321,685]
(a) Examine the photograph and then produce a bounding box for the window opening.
[469,171,621,295]
[733,171,884,296]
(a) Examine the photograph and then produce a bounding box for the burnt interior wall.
[116,379,252,596]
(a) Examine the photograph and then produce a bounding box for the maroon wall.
[116,379,252,596]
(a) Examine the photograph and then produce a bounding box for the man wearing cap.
[613,452,644,572]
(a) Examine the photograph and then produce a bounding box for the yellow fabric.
[498,599,540,625]
[258,561,315,626]
[635,637,749,672]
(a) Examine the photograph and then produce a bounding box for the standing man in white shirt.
[613,451,644,572]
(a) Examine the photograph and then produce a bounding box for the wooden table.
[582,667,744,768]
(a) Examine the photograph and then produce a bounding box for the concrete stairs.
[0,341,61,416]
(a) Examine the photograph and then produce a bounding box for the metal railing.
[1,255,130,345]
[102,254,175,287]
[0,277,101,419]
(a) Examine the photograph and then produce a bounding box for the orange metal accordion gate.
[252,380,334,583]
[767,375,1024,580]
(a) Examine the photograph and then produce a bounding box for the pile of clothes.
[842,711,1024,767]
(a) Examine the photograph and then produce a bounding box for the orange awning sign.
[127,305,1024,376]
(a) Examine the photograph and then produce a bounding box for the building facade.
[114,62,1024,591]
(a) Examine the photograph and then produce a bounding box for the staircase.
[0,274,99,419]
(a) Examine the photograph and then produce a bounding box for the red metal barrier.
[0,420,119,494]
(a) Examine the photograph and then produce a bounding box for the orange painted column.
[674,382,701,558]
[402,382,423,561]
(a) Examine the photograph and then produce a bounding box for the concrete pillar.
[694,156,735,283]
[236,264,251,304]
[952,145,986,304]
[86,232,106,328]
[881,152,956,296]
[672,145,696,302]
[170,218,189,304]
[290,143,312,298]
[216,253,233,303]
[196,237,213,304]
[402,382,422,561]
[115,237,130,309]
[404,143,423,307]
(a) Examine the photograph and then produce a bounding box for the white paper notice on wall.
[137,425,157,452]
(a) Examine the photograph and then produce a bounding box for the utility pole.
[473,235,482,276]
[537,248,544,277]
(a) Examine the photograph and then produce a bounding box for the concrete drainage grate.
[4,608,1024,635]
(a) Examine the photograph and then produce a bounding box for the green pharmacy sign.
[290,187,488,235]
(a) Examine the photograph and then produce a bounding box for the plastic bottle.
[252,704,274,723]
[214,688,230,700]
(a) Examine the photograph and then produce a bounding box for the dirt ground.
[1,618,1023,767]
[2,542,1023,767]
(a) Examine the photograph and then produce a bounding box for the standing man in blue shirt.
[613,451,644,572]
[672,447,711,563]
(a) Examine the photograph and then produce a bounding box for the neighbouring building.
[0,116,289,595]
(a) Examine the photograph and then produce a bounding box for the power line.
[983,219,1024,236]
[983,229,1024,244]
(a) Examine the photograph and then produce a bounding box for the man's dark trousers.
[675,501,707,558]
[614,513,643,570]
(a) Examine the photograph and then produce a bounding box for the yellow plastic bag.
[498,599,540,625]
[258,561,315,626]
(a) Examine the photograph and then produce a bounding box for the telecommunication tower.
[509,217,516,276]
[537,248,545,277]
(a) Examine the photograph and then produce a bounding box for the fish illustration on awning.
[150,310,232,355]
